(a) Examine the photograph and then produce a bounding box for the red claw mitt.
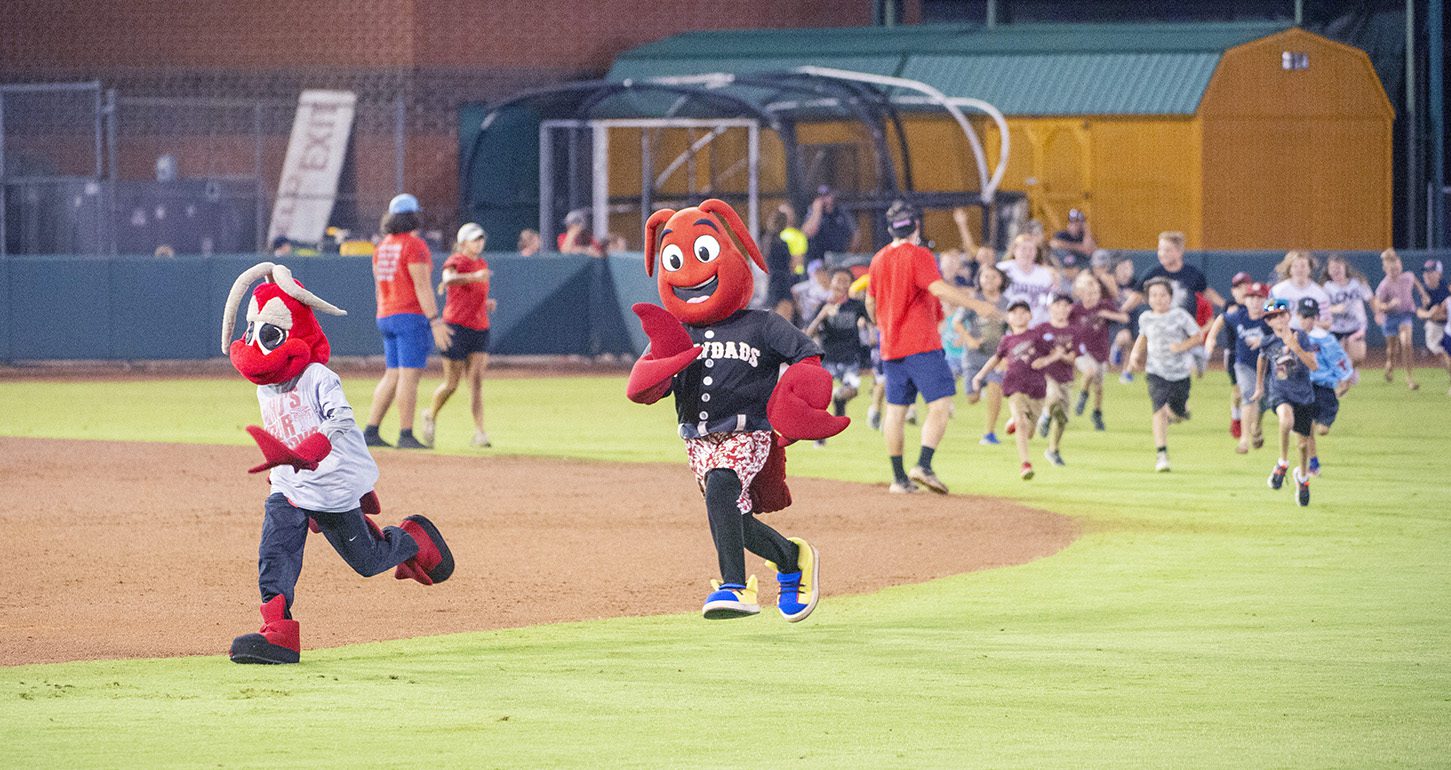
[626,303,703,404]
[245,426,333,474]
[767,356,851,445]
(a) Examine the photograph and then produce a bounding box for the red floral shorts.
[684,431,773,514]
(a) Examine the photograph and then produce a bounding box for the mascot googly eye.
[221,262,346,385]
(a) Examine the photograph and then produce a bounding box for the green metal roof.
[607,21,1294,116]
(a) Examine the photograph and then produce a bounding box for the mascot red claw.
[222,262,454,664]
[627,199,847,623]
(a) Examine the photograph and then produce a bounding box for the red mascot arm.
[627,303,702,404]
[245,426,333,474]
[767,356,851,446]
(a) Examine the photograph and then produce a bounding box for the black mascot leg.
[704,469,747,585]
[743,514,798,573]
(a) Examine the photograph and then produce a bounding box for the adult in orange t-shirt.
[866,200,1000,495]
[363,193,448,450]
[420,222,496,450]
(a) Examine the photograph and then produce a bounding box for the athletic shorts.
[1008,392,1043,427]
[440,324,489,361]
[685,430,772,515]
[1234,362,1262,408]
[1381,311,1415,337]
[1312,384,1340,427]
[1425,321,1447,355]
[1269,396,1317,435]
[377,313,432,369]
[964,350,1002,394]
[1146,373,1191,419]
[823,360,862,390]
[1075,354,1105,378]
[882,349,956,406]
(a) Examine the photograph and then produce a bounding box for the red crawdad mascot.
[628,199,849,622]
[222,262,454,664]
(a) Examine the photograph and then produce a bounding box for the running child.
[1204,281,1271,454]
[1248,298,1319,507]
[1302,298,1351,476]
[1322,254,1372,388]
[805,267,872,445]
[1217,272,1254,439]
[1417,259,1451,393]
[957,263,1010,444]
[998,233,1059,325]
[1033,294,1080,466]
[1126,278,1202,472]
[1373,248,1427,390]
[972,300,1055,480]
[1069,270,1128,431]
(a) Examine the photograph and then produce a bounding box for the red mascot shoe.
[229,595,301,664]
[394,515,454,586]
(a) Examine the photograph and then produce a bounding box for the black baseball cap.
[1296,297,1320,317]
[1007,300,1032,313]
[1050,293,1074,304]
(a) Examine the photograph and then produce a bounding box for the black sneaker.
[1091,410,1105,431]
[1293,468,1310,507]
[1074,391,1089,416]
[1044,449,1065,466]
[396,433,430,450]
[364,431,392,448]
[1268,462,1287,490]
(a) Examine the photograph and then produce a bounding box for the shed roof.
[608,21,1296,116]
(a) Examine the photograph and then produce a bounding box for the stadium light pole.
[1429,0,1446,247]
[1406,0,1418,248]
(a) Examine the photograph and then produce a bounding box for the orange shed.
[608,23,1395,250]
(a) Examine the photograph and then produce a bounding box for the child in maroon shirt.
[972,301,1062,480]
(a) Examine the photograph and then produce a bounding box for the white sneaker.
[419,411,436,446]
[1155,452,1171,472]
[888,480,920,494]
[470,431,491,448]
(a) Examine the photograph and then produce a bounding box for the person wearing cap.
[363,193,448,450]
[1373,248,1427,390]
[1219,271,1256,439]
[1126,277,1204,472]
[971,299,1055,480]
[1302,296,1352,477]
[418,223,496,450]
[1031,293,1082,466]
[1247,297,1319,506]
[1206,281,1272,454]
[558,208,604,257]
[1321,254,1372,384]
[1416,259,1451,392]
[270,235,293,258]
[802,185,857,266]
[1270,251,1331,332]
[867,200,1002,493]
[1049,208,1096,262]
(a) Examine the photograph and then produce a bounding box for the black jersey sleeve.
[763,309,824,365]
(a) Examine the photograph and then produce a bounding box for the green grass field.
[2,371,1449,767]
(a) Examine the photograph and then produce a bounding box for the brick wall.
[2,0,894,222]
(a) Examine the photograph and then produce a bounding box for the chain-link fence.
[1,82,406,257]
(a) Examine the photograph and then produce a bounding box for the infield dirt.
[1,436,1078,665]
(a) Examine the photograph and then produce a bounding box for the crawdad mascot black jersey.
[672,309,823,439]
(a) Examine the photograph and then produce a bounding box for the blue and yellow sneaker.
[702,575,759,620]
[767,537,820,623]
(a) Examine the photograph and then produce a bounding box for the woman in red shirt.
[420,223,495,448]
[363,193,450,449]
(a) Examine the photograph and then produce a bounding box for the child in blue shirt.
[1302,298,1351,477]
[1248,298,1319,507]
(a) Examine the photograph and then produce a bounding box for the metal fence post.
[105,88,119,255]
[254,102,265,251]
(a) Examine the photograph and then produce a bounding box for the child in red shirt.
[972,301,1061,480]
